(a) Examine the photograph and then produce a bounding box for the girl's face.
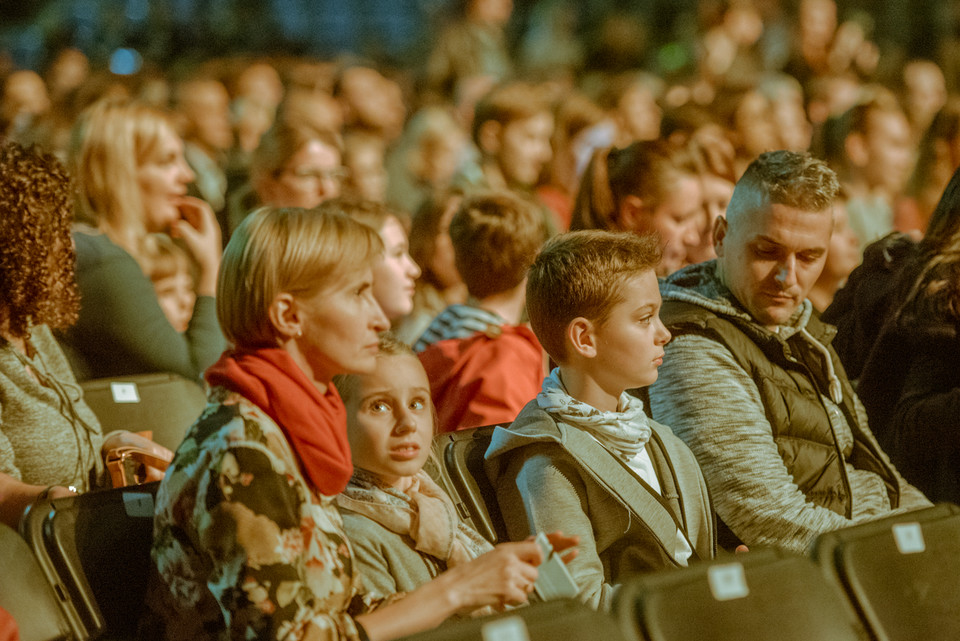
[643,175,704,277]
[821,202,860,283]
[373,216,421,321]
[293,266,389,382]
[137,125,195,233]
[345,353,435,489]
[153,268,195,333]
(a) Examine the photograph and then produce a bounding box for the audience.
[2,2,959,633]
[145,207,551,641]
[648,151,930,554]
[486,230,716,610]
[60,99,225,382]
[416,192,547,433]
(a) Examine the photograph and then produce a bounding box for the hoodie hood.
[660,260,814,341]
[661,261,843,404]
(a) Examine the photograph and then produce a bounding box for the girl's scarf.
[338,468,493,566]
[205,347,353,496]
[536,368,652,461]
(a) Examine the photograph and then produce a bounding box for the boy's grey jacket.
[649,260,930,554]
[485,401,715,610]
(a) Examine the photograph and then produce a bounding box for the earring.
[294,328,303,339]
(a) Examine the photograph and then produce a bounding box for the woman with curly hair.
[0,142,168,528]
[59,99,225,381]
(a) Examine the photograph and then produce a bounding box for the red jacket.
[418,325,545,433]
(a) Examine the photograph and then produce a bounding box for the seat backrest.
[614,548,868,641]
[0,523,71,641]
[811,502,960,641]
[21,483,160,641]
[436,425,507,545]
[397,598,627,641]
[81,373,207,451]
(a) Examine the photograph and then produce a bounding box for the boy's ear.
[477,119,502,156]
[567,317,598,359]
[268,292,301,341]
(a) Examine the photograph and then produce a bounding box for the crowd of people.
[3,0,960,639]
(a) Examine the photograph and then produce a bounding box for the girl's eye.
[638,315,653,325]
[370,401,390,413]
[410,399,425,411]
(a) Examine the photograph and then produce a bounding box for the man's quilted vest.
[660,300,902,519]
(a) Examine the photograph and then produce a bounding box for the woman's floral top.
[145,387,378,641]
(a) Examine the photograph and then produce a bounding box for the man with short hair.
[648,150,930,554]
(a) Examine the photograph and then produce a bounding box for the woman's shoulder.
[72,227,137,270]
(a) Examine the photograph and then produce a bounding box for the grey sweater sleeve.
[500,446,616,610]
[648,334,854,554]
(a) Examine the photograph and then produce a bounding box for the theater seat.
[80,373,207,451]
[397,597,626,641]
[811,503,960,641]
[0,523,71,641]
[432,425,507,545]
[20,483,160,641]
[614,548,868,641]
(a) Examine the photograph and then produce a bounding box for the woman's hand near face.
[171,196,222,296]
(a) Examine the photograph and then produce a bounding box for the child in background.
[317,197,422,325]
[485,230,715,611]
[148,234,197,333]
[415,191,548,433]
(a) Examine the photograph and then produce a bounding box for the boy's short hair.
[471,81,552,146]
[527,230,662,362]
[450,191,547,300]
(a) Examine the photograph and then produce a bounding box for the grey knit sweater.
[0,325,103,489]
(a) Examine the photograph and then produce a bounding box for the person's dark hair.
[526,230,662,361]
[898,165,960,323]
[570,140,697,232]
[450,191,547,299]
[725,150,839,230]
[0,142,80,339]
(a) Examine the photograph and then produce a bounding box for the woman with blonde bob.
[146,207,557,641]
[61,99,224,381]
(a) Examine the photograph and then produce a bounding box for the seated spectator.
[415,192,547,433]
[174,76,233,215]
[342,130,388,203]
[335,332,576,602]
[60,100,225,382]
[648,150,930,554]
[145,207,551,641]
[808,195,861,312]
[486,230,716,610]
[393,190,468,345]
[857,166,960,504]
[571,140,704,277]
[0,142,168,528]
[840,91,915,250]
[147,234,197,334]
[318,198,421,326]
[227,120,344,233]
[455,81,557,232]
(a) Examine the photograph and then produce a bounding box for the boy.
[415,191,547,433]
[484,230,715,610]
